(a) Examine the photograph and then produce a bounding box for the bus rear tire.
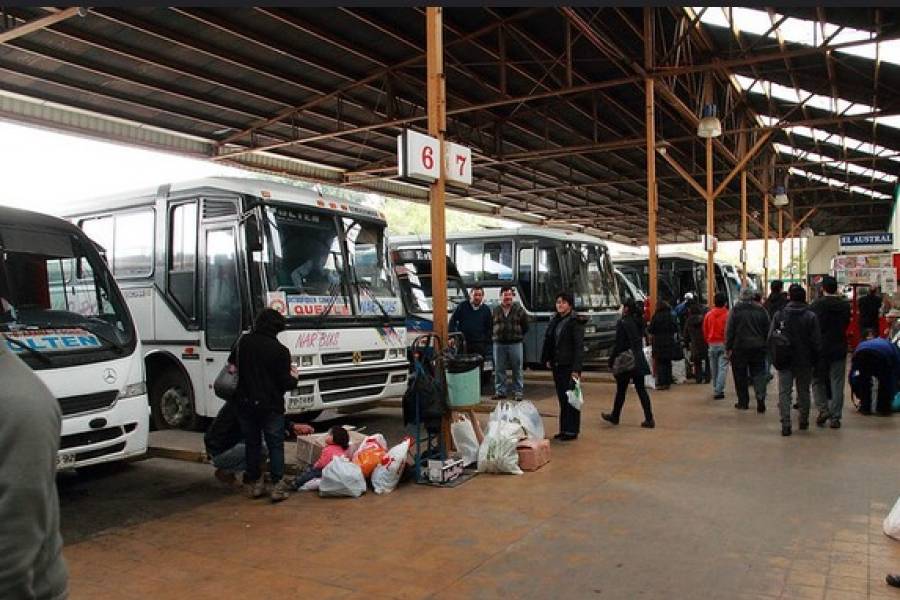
[150,369,199,431]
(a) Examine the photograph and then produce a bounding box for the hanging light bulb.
[697,103,722,139]
[772,185,789,207]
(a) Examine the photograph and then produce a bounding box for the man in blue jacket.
[849,333,900,415]
[449,286,492,364]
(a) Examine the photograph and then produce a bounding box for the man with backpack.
[768,284,822,436]
[810,276,851,429]
[725,288,771,413]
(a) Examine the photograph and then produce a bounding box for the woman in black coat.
[541,291,585,441]
[647,300,678,390]
[603,298,655,428]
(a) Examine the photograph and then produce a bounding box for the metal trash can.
[444,354,484,407]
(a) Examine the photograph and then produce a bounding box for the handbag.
[611,349,636,375]
[213,336,242,402]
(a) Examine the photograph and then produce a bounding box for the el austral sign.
[838,232,894,252]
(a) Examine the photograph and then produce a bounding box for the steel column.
[741,171,748,287]
[645,7,658,313]
[706,137,715,305]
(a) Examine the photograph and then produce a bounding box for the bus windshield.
[395,259,467,313]
[565,243,619,310]
[264,206,402,318]
[0,227,134,358]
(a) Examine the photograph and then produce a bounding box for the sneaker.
[781,425,792,436]
[270,479,292,503]
[244,479,267,499]
[491,393,507,400]
[553,433,566,440]
[713,393,725,400]
[640,419,656,429]
[734,403,749,410]
[513,392,524,402]
[830,419,841,429]
[601,412,619,425]
[816,412,830,427]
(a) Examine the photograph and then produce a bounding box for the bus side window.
[518,246,533,307]
[456,242,483,283]
[169,202,198,323]
[484,241,513,281]
[536,247,563,311]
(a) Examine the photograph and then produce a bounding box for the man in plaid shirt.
[491,286,530,400]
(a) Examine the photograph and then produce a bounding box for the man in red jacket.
[703,292,729,399]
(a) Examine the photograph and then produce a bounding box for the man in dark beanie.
[810,275,851,428]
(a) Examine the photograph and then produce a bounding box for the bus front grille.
[322,386,385,403]
[61,426,123,450]
[76,442,126,462]
[321,350,386,365]
[319,372,388,392]
[58,391,119,416]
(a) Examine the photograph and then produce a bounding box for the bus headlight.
[584,325,597,334]
[118,382,147,399]
[299,355,315,367]
[388,348,405,359]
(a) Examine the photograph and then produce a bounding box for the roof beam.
[0,6,82,44]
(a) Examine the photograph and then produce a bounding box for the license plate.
[286,394,317,412]
[57,452,76,470]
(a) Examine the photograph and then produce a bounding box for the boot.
[601,412,619,425]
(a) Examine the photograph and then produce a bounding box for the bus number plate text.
[287,394,316,412]
[57,453,76,470]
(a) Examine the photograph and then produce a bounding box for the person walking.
[683,302,709,384]
[230,308,300,502]
[0,345,68,600]
[648,300,678,390]
[491,286,529,401]
[769,285,821,436]
[848,334,900,415]
[541,292,585,441]
[810,275,851,428]
[449,285,492,360]
[602,298,655,428]
[858,285,882,337]
[726,288,771,413]
[764,280,789,319]
[703,292,730,400]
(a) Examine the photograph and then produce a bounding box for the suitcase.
[516,438,551,472]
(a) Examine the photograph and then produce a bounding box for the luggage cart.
[405,333,449,483]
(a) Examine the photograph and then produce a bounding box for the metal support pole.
[644,7,657,314]
[706,137,715,305]
[777,209,784,280]
[763,188,770,289]
[427,7,448,345]
[740,171,747,288]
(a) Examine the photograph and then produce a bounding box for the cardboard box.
[295,427,367,468]
[427,456,465,483]
[516,438,550,472]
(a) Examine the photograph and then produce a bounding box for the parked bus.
[392,228,620,368]
[67,178,409,429]
[1,206,149,469]
[614,252,742,307]
[389,246,469,348]
[615,268,646,310]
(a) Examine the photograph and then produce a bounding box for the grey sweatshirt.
[0,346,68,599]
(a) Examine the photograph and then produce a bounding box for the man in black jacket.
[230,308,300,502]
[541,291,585,440]
[858,285,882,336]
[810,276,851,428]
[726,287,771,412]
[769,285,822,436]
[449,285,493,366]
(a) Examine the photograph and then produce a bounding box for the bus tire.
[150,368,198,431]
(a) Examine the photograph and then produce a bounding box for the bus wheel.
[150,370,198,430]
[289,411,322,424]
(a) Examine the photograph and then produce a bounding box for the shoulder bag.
[213,335,242,402]
[611,349,636,376]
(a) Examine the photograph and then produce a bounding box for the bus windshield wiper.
[83,319,125,354]
[354,279,391,320]
[3,334,52,365]
[315,282,343,326]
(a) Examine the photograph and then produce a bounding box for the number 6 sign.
[397,130,472,187]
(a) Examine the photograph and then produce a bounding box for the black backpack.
[768,311,793,370]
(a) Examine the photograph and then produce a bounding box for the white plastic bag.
[488,401,526,440]
[672,359,686,384]
[566,378,583,411]
[299,478,321,492]
[478,420,523,475]
[884,497,900,539]
[318,457,366,498]
[643,346,656,389]
[450,415,480,466]
[516,400,545,440]
[372,438,411,495]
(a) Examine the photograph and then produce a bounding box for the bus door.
[200,224,244,417]
[530,244,563,365]
[517,244,538,363]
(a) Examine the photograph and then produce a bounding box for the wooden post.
[706,136,715,305]
[740,171,748,288]
[427,7,448,345]
[644,8,657,313]
[763,174,770,290]
[777,208,784,280]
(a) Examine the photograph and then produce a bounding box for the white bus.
[67,177,409,429]
[1,206,149,469]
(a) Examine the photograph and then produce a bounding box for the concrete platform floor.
[64,376,900,599]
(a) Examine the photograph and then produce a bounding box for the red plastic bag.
[353,447,385,478]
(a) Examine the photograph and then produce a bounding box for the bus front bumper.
[57,394,150,470]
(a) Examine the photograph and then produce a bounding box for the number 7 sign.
[444,141,472,186]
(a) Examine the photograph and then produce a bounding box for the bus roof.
[392,226,611,246]
[613,250,737,268]
[63,176,385,222]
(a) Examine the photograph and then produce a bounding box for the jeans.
[812,356,847,421]
[778,367,812,426]
[211,442,268,474]
[731,348,767,408]
[293,466,323,490]
[708,344,727,395]
[494,342,524,396]
[553,365,579,436]
[610,372,654,422]
[239,411,285,484]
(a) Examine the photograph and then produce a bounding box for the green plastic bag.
[566,378,583,411]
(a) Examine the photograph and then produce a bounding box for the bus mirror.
[245,216,262,251]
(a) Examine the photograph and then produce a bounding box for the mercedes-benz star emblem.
[103,368,118,384]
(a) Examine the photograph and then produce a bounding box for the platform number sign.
[397,130,472,187]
